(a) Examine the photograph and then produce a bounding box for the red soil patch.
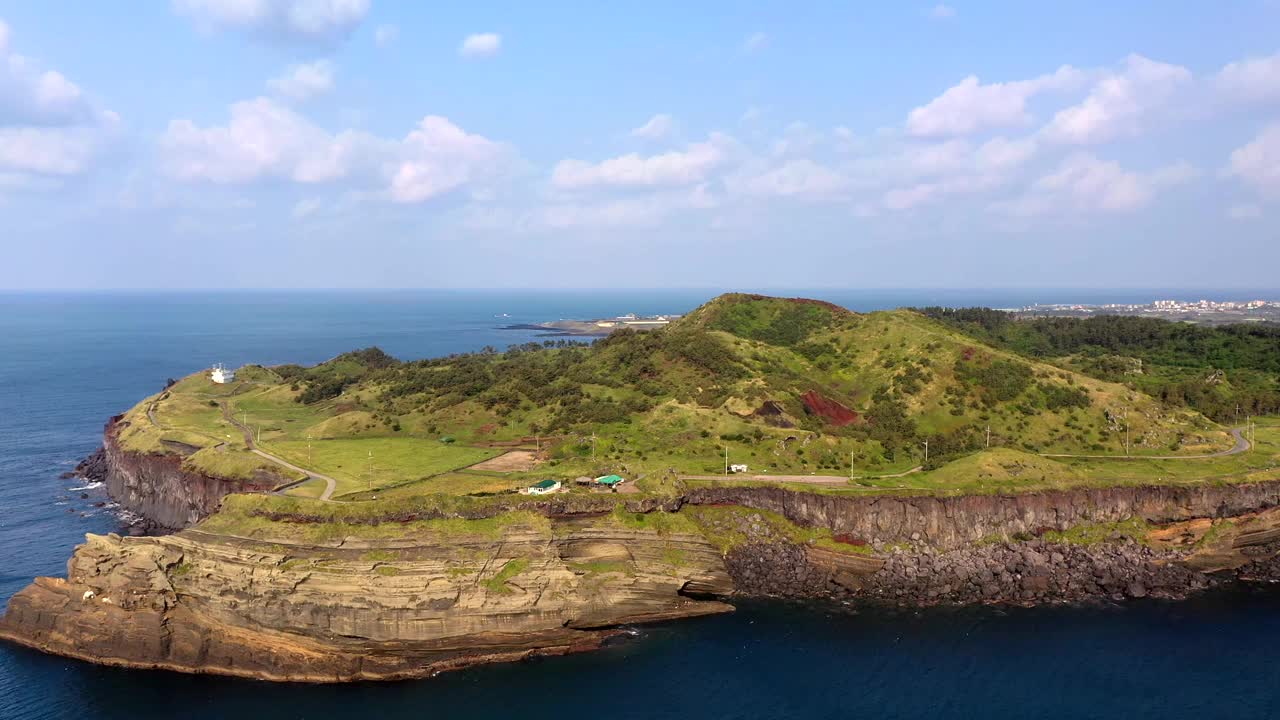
[832,534,868,547]
[801,390,860,427]
[476,423,498,435]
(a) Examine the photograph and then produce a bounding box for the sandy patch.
[467,450,540,473]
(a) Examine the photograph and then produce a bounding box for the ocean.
[2,288,1278,720]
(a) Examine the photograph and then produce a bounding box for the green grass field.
[262,437,498,496]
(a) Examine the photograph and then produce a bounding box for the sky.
[0,1,1278,290]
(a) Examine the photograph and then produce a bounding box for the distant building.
[526,479,561,495]
[730,464,749,474]
[594,474,625,489]
[210,364,235,384]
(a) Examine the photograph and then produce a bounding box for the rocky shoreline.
[7,437,1280,682]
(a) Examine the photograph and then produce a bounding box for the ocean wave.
[67,481,103,491]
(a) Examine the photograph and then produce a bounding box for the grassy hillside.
[118,294,1237,498]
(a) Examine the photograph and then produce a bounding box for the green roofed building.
[526,479,561,496]
[594,475,625,487]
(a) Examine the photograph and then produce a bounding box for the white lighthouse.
[210,363,236,384]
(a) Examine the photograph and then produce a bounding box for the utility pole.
[724,446,729,476]
[367,450,373,491]
[922,440,929,465]
[850,450,856,480]
[986,425,991,449]
[307,435,312,465]
[591,432,597,463]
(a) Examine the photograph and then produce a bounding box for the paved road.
[1040,426,1251,461]
[221,402,338,501]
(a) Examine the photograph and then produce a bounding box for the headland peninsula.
[4,293,1280,682]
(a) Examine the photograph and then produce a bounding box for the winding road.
[220,402,338,501]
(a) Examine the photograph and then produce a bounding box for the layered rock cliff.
[686,482,1280,549]
[0,519,733,681]
[102,417,284,530]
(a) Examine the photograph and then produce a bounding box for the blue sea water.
[2,288,1279,720]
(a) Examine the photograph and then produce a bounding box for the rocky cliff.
[102,417,284,530]
[0,519,733,682]
[686,482,1280,549]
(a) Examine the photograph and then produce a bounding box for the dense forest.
[917,308,1280,422]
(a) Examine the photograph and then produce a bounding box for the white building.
[525,479,561,495]
[210,364,236,384]
[730,463,750,474]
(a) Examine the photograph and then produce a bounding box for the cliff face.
[0,521,733,682]
[103,417,282,530]
[686,482,1280,549]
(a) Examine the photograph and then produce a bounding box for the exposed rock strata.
[686,483,1280,549]
[723,507,1280,607]
[102,417,283,530]
[0,522,733,682]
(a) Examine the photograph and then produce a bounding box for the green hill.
[119,294,1234,497]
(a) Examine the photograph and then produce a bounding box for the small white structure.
[210,363,236,384]
[525,479,562,495]
[730,463,750,474]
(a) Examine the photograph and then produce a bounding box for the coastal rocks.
[0,522,734,682]
[101,417,281,530]
[61,447,108,482]
[727,539,1218,606]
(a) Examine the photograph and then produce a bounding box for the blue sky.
[0,1,1277,290]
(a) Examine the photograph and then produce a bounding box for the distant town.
[1009,299,1280,325]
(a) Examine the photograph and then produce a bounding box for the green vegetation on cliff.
[119,293,1271,503]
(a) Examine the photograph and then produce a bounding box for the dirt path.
[1040,427,1250,461]
[681,464,923,486]
[220,402,338,501]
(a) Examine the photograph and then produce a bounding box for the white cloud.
[929,4,957,20]
[160,97,512,203]
[902,138,972,176]
[0,20,119,180]
[0,44,97,126]
[1228,203,1262,220]
[174,0,370,43]
[876,136,1037,210]
[1227,124,1280,197]
[374,24,399,48]
[743,32,770,53]
[906,66,1081,137]
[974,136,1038,172]
[161,97,360,183]
[389,116,510,203]
[267,60,334,101]
[552,135,730,189]
[1214,52,1280,105]
[0,125,112,175]
[1043,54,1191,145]
[771,122,822,158]
[459,33,501,59]
[630,113,674,140]
[998,153,1195,216]
[729,158,846,199]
